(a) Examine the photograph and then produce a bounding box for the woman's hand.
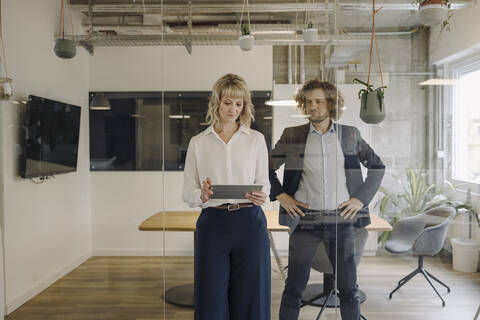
[200,178,213,203]
[245,191,267,206]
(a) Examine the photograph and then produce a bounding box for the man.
[269,80,385,320]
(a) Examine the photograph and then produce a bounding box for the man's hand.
[200,178,213,203]
[338,197,364,220]
[276,193,308,219]
[245,191,267,206]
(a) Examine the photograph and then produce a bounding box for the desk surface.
[139,210,392,232]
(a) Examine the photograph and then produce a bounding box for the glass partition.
[4,1,480,320]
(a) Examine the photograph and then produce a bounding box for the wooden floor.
[6,251,480,320]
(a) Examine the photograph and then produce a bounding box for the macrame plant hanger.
[54,0,77,59]
[367,0,384,89]
[0,0,13,100]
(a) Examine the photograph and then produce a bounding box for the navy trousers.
[194,206,271,320]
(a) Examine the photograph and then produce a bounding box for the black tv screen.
[21,95,81,178]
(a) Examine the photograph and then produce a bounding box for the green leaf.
[379,193,395,218]
[241,23,250,35]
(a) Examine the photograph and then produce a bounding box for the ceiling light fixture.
[265,99,297,107]
[419,78,458,86]
[90,92,111,110]
[169,115,191,119]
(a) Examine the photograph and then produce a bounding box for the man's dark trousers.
[279,222,360,320]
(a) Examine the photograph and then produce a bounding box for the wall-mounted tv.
[20,95,81,178]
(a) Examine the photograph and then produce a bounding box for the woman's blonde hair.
[206,73,255,128]
[294,79,344,120]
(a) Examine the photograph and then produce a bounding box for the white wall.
[0,0,91,314]
[430,2,480,65]
[89,46,273,256]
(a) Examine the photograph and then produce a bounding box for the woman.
[183,73,271,320]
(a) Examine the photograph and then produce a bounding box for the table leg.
[164,232,196,307]
[268,231,286,282]
[474,304,480,320]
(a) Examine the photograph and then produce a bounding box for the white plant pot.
[419,3,448,26]
[303,28,318,44]
[451,238,480,273]
[238,35,255,51]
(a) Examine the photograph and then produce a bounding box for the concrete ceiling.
[69,0,471,31]
[64,0,472,48]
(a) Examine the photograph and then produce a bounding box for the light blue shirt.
[294,122,350,210]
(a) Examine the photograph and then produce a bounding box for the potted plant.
[418,0,450,27]
[239,22,254,51]
[303,20,318,44]
[353,78,386,124]
[54,0,77,59]
[450,188,480,272]
[0,77,13,100]
[376,166,468,245]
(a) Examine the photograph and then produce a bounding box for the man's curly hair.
[294,79,344,120]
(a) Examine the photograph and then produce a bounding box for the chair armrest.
[412,219,450,256]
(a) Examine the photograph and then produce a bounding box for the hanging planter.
[238,0,254,51]
[0,0,12,100]
[54,39,77,59]
[239,23,254,51]
[54,0,77,59]
[418,0,449,27]
[303,22,317,44]
[354,79,386,124]
[355,0,386,124]
[303,20,318,44]
[0,77,12,100]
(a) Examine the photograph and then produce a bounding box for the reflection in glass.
[89,91,272,171]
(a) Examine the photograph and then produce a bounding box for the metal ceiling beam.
[56,33,372,47]
[78,23,416,36]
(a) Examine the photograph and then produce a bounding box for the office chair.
[385,206,456,307]
[301,227,369,320]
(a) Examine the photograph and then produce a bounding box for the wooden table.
[139,210,392,307]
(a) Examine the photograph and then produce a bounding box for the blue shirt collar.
[309,121,336,135]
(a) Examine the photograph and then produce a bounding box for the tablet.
[211,184,263,199]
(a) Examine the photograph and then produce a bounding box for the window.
[451,61,480,185]
[89,91,272,171]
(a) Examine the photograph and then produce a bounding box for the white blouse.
[182,125,271,208]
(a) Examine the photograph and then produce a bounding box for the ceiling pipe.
[300,45,305,84]
[83,14,291,24]
[71,1,471,13]
[288,44,292,84]
[88,0,93,35]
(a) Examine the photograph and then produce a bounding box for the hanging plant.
[354,78,386,124]
[303,20,318,44]
[54,0,77,59]
[355,0,386,124]
[0,0,12,100]
[417,0,451,28]
[238,0,254,51]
